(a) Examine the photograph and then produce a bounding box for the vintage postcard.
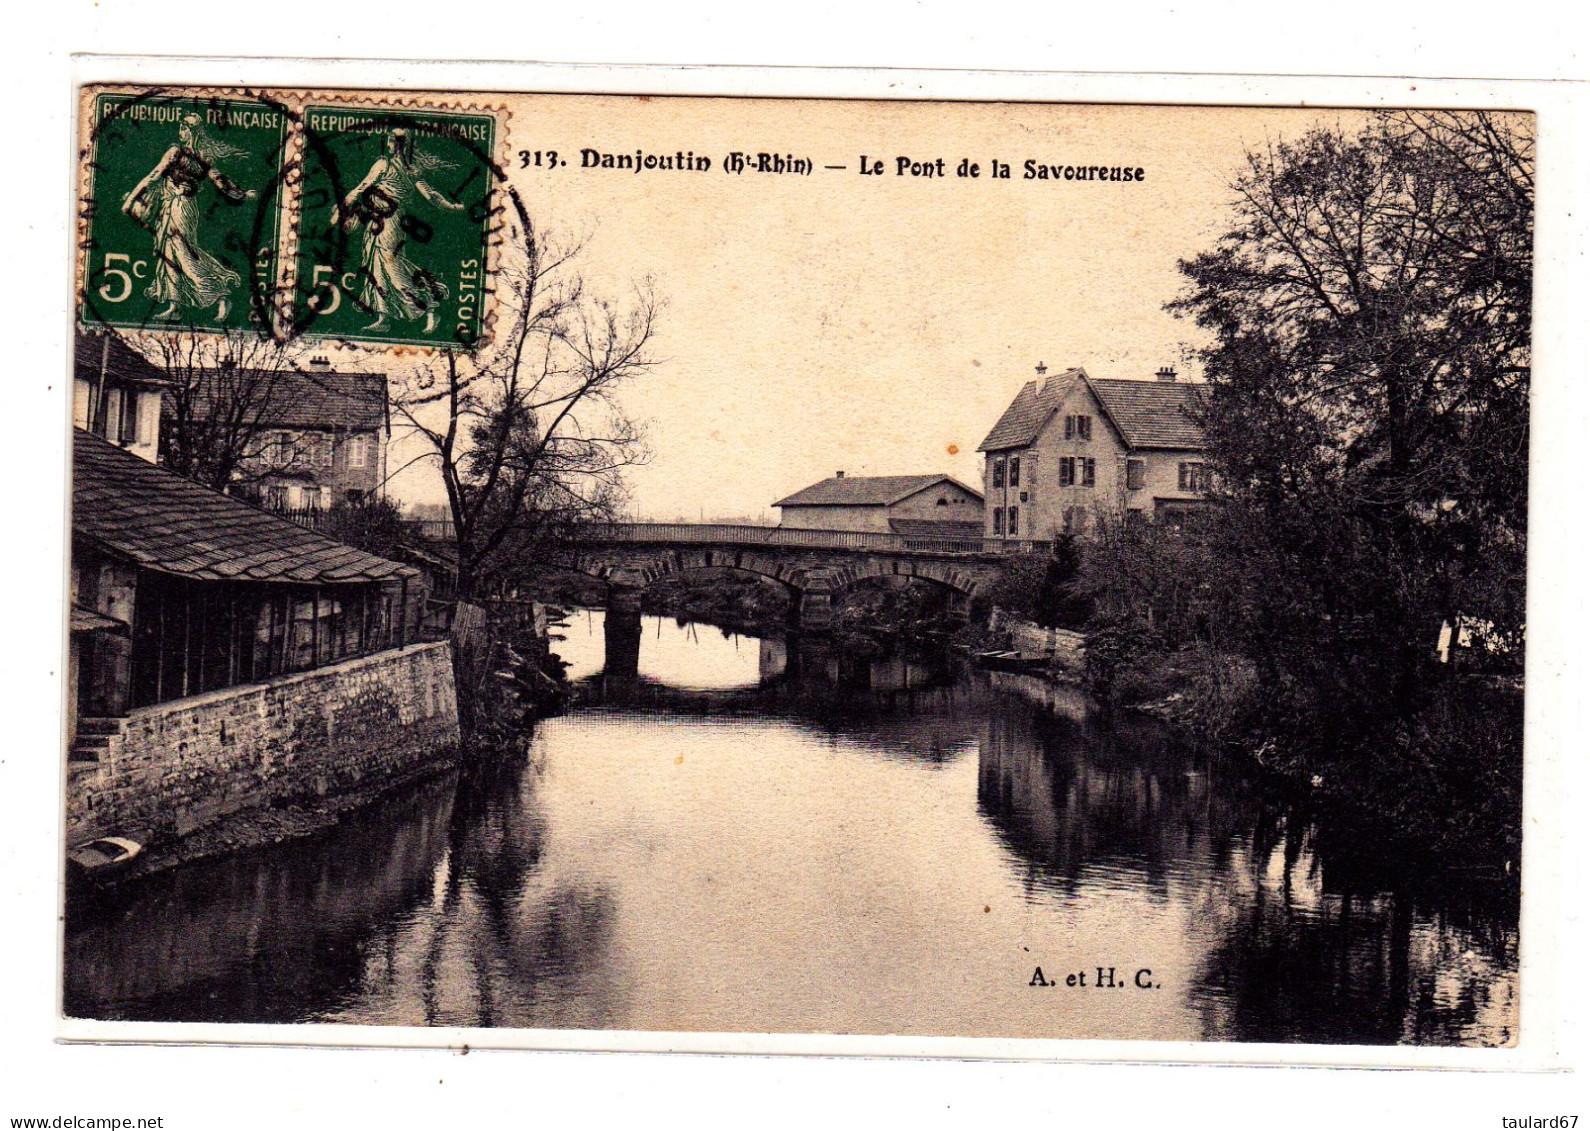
[59,70,1546,1065]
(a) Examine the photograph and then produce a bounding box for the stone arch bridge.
[567,522,1032,633]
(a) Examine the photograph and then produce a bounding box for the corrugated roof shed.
[73,429,417,585]
[976,369,1083,451]
[773,474,982,508]
[1086,378,1207,450]
[70,605,128,633]
[186,368,388,432]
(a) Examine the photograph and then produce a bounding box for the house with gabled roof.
[181,357,390,510]
[977,363,1212,541]
[773,472,984,535]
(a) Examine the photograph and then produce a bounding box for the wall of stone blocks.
[66,641,460,845]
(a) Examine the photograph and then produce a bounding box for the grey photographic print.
[65,85,1527,1050]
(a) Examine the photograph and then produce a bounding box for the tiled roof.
[773,474,982,508]
[73,429,417,585]
[1086,378,1208,450]
[74,331,168,387]
[976,369,1083,451]
[186,368,388,432]
[889,519,984,539]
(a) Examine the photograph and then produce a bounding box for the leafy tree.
[1169,110,1531,737]
[988,538,1092,630]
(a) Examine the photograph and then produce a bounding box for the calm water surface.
[65,610,1518,1044]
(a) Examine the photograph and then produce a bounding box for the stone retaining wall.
[989,607,1087,678]
[66,642,460,846]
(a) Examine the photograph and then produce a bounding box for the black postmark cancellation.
[77,86,512,353]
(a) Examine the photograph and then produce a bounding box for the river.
[63,609,1519,1045]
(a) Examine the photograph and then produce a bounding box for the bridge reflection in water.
[64,611,1517,1044]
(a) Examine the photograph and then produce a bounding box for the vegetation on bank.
[528,567,970,661]
[995,111,1531,866]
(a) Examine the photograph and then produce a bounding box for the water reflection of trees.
[1190,818,1519,1046]
[974,693,1519,1046]
[64,748,624,1028]
[64,777,458,1022]
[341,745,624,1028]
[976,699,1254,899]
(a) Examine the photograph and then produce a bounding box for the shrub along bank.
[991,530,1521,869]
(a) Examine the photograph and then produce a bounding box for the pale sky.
[358,96,1369,521]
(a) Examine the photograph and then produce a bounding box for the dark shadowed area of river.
[64,609,1519,1044]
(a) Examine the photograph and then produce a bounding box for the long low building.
[773,472,985,534]
[68,428,459,847]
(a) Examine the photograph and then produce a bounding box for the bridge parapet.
[571,523,1035,634]
[584,522,1050,558]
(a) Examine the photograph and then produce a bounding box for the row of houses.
[73,333,390,511]
[773,362,1212,542]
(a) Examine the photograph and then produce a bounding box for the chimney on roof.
[1156,366,1177,383]
[835,470,845,478]
[1035,361,1048,395]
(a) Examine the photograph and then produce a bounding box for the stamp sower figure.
[330,128,467,334]
[121,113,258,322]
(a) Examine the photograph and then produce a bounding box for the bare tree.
[152,327,314,493]
[393,216,660,600]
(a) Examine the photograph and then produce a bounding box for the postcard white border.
[35,52,1588,1086]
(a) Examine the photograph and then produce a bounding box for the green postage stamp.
[80,93,289,334]
[294,105,497,348]
[78,92,499,349]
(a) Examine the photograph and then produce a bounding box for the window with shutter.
[1126,459,1145,490]
[118,392,139,445]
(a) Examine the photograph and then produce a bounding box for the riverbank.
[72,762,462,891]
[981,608,1522,872]
[64,608,1520,1045]
[1093,641,1525,870]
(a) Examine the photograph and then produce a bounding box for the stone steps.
[70,717,128,763]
